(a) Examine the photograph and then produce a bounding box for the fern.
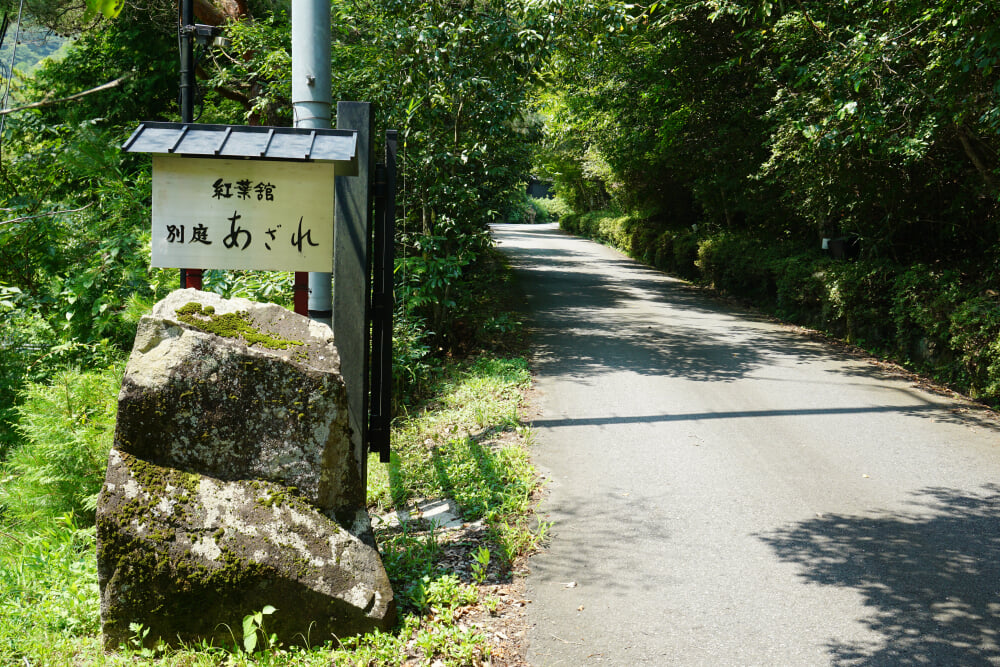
[0,365,122,528]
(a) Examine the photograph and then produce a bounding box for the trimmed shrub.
[695,234,776,305]
[533,196,572,222]
[771,253,830,326]
[560,207,1000,405]
[949,296,1000,400]
[815,261,897,346]
[890,266,963,370]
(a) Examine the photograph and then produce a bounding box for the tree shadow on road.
[498,226,1000,433]
[756,485,1000,666]
[511,252,829,384]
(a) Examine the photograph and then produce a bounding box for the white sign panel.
[151,156,334,272]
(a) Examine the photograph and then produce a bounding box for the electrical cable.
[0,0,26,160]
[0,13,11,70]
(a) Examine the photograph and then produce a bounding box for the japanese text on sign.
[150,156,334,272]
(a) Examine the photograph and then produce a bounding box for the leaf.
[242,614,258,653]
[85,0,123,18]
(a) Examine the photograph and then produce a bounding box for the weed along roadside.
[354,355,543,666]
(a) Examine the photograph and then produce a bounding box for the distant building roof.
[122,122,357,165]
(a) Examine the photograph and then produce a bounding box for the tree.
[212,0,567,342]
[541,0,1000,261]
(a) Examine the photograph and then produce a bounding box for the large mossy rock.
[114,289,362,517]
[97,290,394,650]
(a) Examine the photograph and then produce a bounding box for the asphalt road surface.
[493,223,1000,667]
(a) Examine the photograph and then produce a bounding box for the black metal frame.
[368,130,397,462]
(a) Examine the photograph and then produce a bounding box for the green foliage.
[418,573,478,612]
[202,270,295,310]
[502,193,567,224]
[470,545,490,584]
[0,297,57,456]
[0,7,182,437]
[210,1,564,349]
[547,0,1000,404]
[0,349,538,665]
[17,7,177,128]
[562,209,695,272]
[367,355,543,565]
[821,261,898,346]
[333,624,410,667]
[570,208,1000,406]
[379,520,444,593]
[0,516,100,664]
[890,266,963,367]
[545,0,1000,259]
[533,195,572,221]
[242,605,278,654]
[0,365,121,529]
[0,1,555,664]
[770,252,829,324]
[392,311,434,410]
[85,0,122,19]
[946,296,1000,400]
[696,234,776,304]
[0,25,67,78]
[205,11,292,125]
[503,192,540,224]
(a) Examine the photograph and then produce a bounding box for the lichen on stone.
[174,302,304,351]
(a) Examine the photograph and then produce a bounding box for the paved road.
[493,223,1000,666]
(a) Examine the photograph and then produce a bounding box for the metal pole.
[179,0,194,123]
[292,0,332,323]
[179,0,201,289]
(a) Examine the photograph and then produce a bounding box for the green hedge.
[562,212,1000,405]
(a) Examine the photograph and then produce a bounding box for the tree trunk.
[955,123,999,193]
[191,0,248,24]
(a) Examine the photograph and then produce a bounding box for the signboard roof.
[122,121,357,164]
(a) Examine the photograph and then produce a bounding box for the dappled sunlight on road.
[758,485,1000,665]
[493,223,1000,665]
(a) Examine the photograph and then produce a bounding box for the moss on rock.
[96,452,395,650]
[97,291,390,650]
[175,302,304,350]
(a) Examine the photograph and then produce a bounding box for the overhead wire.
[0,0,26,161]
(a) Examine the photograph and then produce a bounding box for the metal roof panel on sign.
[121,121,357,164]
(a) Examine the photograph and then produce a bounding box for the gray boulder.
[97,290,394,649]
[115,289,362,518]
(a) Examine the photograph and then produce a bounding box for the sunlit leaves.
[85,0,122,19]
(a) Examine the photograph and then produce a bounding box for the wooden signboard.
[151,156,334,272]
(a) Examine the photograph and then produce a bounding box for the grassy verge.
[0,352,541,666]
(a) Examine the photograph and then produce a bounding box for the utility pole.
[292,0,332,324]
[178,0,201,289]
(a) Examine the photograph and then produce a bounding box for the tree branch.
[955,124,999,192]
[0,203,94,226]
[211,83,251,106]
[0,75,129,116]
[793,0,828,40]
